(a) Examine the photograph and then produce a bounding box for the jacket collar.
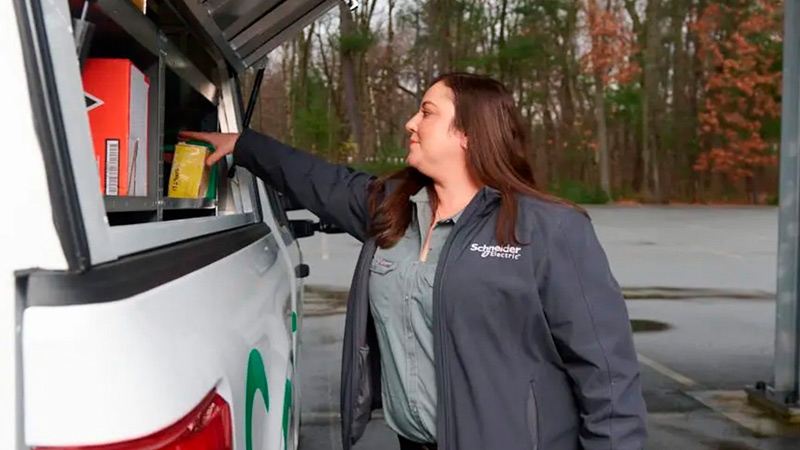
[478,185,502,216]
[410,184,501,219]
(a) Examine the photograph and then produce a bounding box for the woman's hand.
[177,131,240,166]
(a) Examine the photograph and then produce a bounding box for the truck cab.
[1,1,346,448]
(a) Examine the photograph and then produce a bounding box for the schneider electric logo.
[470,243,523,260]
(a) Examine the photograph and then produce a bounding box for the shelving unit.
[104,196,157,212]
[163,198,217,210]
[71,0,223,224]
[93,0,217,104]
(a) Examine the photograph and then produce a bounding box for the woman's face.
[405,81,468,178]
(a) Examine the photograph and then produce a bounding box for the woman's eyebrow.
[421,100,437,109]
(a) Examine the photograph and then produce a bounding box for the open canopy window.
[176,0,339,71]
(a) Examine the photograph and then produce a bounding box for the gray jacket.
[234,128,648,450]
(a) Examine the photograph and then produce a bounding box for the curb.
[622,287,773,300]
[304,284,774,301]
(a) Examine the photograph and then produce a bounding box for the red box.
[82,58,149,196]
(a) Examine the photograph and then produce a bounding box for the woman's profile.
[180,72,648,450]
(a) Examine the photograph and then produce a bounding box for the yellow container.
[167,142,210,198]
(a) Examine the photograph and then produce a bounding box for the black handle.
[228,67,266,179]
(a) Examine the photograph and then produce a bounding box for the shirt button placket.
[403,273,416,415]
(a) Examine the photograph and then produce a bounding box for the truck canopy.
[178,0,339,71]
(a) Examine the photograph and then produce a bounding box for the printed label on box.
[105,139,120,196]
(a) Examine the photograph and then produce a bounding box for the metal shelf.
[104,196,157,212]
[94,0,218,104]
[163,198,217,210]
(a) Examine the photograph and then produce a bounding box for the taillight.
[35,389,232,450]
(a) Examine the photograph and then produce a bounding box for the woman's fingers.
[177,130,210,142]
[176,131,240,166]
[206,149,228,166]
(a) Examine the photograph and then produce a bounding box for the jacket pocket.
[526,381,540,450]
[352,345,372,440]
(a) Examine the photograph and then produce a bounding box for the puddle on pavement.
[631,319,671,332]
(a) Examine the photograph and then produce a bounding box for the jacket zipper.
[433,235,455,448]
[432,192,486,449]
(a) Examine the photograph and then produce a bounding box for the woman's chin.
[408,160,435,178]
[406,154,421,170]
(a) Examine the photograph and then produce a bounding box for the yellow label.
[168,143,209,198]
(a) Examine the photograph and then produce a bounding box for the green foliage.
[291,71,341,158]
[548,180,611,204]
[498,34,549,76]
[339,29,376,54]
[766,193,779,205]
[606,83,642,122]
[762,116,781,143]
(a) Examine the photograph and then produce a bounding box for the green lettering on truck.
[246,349,269,450]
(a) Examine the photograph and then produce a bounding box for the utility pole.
[746,0,800,422]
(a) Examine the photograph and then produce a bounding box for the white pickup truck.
[1,1,351,449]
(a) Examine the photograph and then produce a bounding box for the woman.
[180,72,648,450]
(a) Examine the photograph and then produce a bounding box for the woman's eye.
[421,110,430,117]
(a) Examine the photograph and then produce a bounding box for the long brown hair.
[367,72,584,248]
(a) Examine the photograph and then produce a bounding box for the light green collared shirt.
[368,187,463,443]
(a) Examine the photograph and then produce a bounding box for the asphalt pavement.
[290,206,800,450]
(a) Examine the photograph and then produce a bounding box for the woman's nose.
[405,114,417,134]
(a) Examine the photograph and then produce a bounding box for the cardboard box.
[167,142,212,198]
[82,58,149,196]
[130,0,147,13]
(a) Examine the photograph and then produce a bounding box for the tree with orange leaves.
[580,0,639,199]
[693,0,783,185]
[580,0,640,86]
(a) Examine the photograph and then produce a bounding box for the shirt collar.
[410,186,430,204]
[410,186,466,224]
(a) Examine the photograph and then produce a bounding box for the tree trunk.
[339,0,365,161]
[688,0,705,201]
[594,71,611,200]
[285,40,296,145]
[671,0,690,200]
[385,0,398,150]
[642,0,660,201]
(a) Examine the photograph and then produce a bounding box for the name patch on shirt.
[469,243,523,260]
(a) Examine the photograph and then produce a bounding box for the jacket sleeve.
[539,209,648,450]
[233,128,375,241]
